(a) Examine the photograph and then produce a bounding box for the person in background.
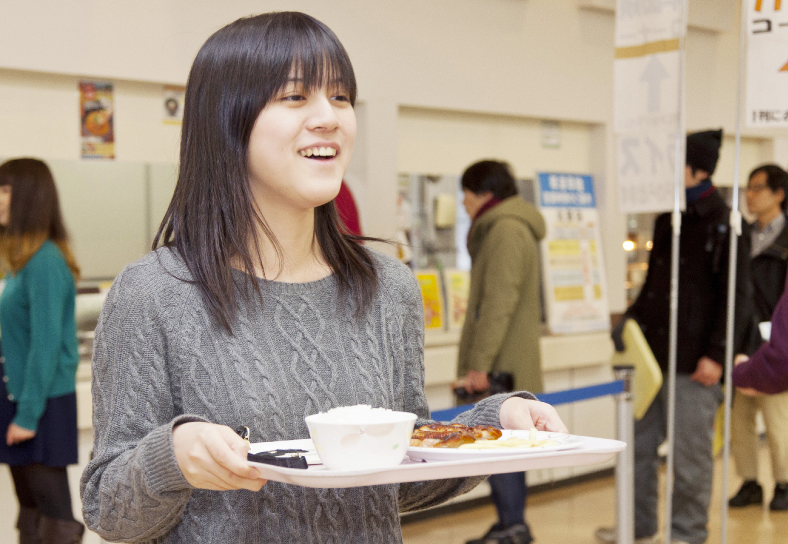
[734,275,788,395]
[598,129,752,544]
[0,158,84,544]
[455,160,546,544]
[79,13,567,544]
[335,180,362,236]
[729,164,788,511]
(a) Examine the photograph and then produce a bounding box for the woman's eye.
[331,94,351,103]
[282,94,306,102]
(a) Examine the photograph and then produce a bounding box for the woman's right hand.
[172,422,267,491]
[6,422,36,446]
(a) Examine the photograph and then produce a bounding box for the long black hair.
[153,12,377,331]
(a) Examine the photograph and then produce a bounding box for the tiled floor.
[401,446,788,544]
[1,432,786,544]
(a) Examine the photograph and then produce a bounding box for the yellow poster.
[444,269,470,330]
[415,270,444,330]
[80,81,115,159]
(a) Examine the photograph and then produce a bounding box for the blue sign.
[538,173,596,208]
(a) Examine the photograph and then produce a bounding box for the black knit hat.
[686,129,723,176]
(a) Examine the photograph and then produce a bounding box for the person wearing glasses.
[729,164,788,511]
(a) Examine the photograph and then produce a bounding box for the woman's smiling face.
[246,77,356,215]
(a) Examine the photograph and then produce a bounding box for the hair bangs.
[287,24,357,105]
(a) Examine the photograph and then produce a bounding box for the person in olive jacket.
[457,160,546,544]
[602,130,752,544]
[729,164,788,511]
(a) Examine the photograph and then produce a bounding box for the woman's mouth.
[298,146,337,160]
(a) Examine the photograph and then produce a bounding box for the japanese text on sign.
[746,0,788,127]
[540,174,596,208]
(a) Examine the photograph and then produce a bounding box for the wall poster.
[444,269,470,331]
[415,270,445,331]
[79,81,115,159]
[538,172,610,334]
[163,85,186,125]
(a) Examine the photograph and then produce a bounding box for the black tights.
[10,464,75,521]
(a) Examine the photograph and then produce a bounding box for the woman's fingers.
[499,397,569,433]
[173,422,267,491]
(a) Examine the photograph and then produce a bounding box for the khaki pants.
[731,389,788,483]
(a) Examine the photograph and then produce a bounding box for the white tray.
[247,435,625,489]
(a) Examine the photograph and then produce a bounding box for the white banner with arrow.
[614,0,685,213]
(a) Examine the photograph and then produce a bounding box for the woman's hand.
[6,423,36,446]
[499,397,568,433]
[172,422,267,492]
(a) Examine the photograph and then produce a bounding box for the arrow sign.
[640,56,670,113]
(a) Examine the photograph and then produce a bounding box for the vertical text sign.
[746,0,788,127]
[614,0,687,213]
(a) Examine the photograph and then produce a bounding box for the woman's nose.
[306,94,340,131]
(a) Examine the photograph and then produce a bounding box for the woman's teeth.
[299,147,337,158]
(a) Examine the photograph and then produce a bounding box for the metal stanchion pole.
[614,365,635,544]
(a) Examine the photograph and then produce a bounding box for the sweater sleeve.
[79,264,205,543]
[732,274,788,394]
[390,267,537,512]
[13,250,69,431]
[464,219,532,374]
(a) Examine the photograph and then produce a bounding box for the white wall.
[0,0,784,309]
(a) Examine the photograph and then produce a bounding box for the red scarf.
[467,197,503,249]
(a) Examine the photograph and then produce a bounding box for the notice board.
[537,172,610,334]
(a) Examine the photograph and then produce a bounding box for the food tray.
[247,434,625,489]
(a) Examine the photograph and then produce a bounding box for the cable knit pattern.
[80,247,535,543]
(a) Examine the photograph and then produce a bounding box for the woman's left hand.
[499,397,568,433]
[6,423,36,446]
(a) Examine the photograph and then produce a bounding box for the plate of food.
[407,423,583,461]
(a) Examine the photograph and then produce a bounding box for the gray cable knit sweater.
[80,248,533,543]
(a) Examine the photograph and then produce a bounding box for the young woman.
[80,12,565,543]
[0,158,84,543]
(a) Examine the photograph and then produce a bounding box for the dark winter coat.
[627,189,752,375]
[749,219,788,327]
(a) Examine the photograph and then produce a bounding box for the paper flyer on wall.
[444,269,470,330]
[414,270,444,331]
[79,81,115,159]
[537,173,610,334]
[163,85,186,125]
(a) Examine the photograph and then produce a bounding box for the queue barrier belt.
[430,380,626,422]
